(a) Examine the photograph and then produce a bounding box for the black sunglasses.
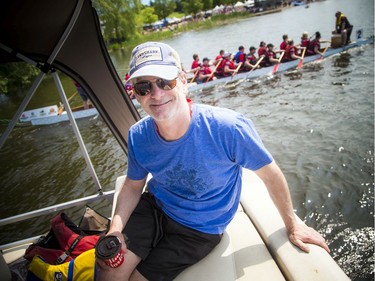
[133,78,178,96]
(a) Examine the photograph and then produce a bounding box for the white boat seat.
[240,169,350,281]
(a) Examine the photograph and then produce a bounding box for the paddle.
[204,59,222,84]
[272,51,285,74]
[296,47,307,69]
[58,91,77,115]
[190,68,200,84]
[231,62,242,77]
[249,56,264,72]
[317,46,329,62]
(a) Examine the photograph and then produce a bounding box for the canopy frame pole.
[52,70,103,194]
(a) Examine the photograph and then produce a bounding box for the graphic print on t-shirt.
[165,163,207,199]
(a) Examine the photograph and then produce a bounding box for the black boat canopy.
[0,0,140,153]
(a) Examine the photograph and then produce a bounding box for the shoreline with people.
[111,6,286,53]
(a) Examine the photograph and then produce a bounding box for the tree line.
[93,0,270,45]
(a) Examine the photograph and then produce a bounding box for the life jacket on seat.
[27,248,96,281]
[24,213,101,265]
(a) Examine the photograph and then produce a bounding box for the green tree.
[202,0,213,10]
[213,0,233,6]
[181,0,203,16]
[0,63,39,94]
[153,0,176,20]
[141,6,158,24]
[93,0,141,44]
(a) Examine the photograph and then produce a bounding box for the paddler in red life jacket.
[215,52,236,78]
[306,31,328,56]
[263,44,280,67]
[258,41,267,57]
[223,52,241,76]
[244,46,260,71]
[213,50,224,66]
[300,32,310,49]
[198,57,216,83]
[234,45,247,72]
[214,52,227,78]
[284,39,305,61]
[333,11,353,45]
[124,73,135,99]
[190,53,201,76]
[280,34,288,51]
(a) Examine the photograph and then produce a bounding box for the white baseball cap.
[127,42,182,81]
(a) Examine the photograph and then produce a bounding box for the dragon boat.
[187,37,373,93]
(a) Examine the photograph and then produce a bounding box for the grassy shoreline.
[109,9,282,53]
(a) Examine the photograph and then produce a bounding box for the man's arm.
[109,177,146,235]
[254,161,330,253]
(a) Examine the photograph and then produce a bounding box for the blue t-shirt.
[127,104,273,234]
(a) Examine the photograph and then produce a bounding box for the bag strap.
[56,235,83,264]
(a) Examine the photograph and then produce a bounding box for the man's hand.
[288,223,330,253]
[96,231,128,271]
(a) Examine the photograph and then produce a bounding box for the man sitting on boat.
[96,41,330,281]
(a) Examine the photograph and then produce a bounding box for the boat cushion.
[240,169,350,281]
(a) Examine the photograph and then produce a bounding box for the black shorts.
[123,192,222,281]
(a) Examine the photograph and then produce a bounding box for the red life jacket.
[280,41,287,50]
[285,45,298,61]
[215,59,227,76]
[247,54,257,65]
[200,65,212,75]
[191,60,200,70]
[223,59,236,77]
[24,213,101,265]
[301,39,310,48]
[258,47,266,56]
[307,39,320,55]
[199,66,213,81]
[264,50,276,67]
